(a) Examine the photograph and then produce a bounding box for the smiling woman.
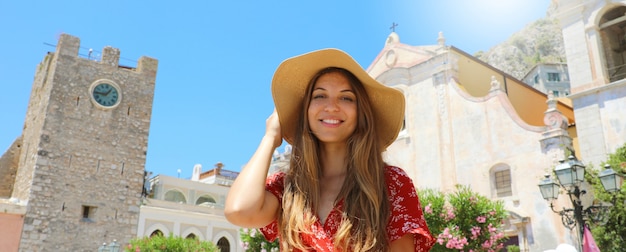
[225,48,434,251]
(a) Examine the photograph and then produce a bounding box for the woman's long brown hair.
[278,67,391,251]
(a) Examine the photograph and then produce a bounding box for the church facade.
[367,32,577,251]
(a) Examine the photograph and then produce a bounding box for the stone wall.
[0,136,21,198]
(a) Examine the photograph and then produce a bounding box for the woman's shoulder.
[267,171,287,181]
[384,165,411,179]
[383,165,416,191]
[266,171,287,188]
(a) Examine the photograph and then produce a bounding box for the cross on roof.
[390,22,398,32]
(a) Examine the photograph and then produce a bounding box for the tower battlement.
[55,33,158,74]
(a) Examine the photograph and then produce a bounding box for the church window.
[533,74,539,84]
[552,90,559,97]
[164,190,187,204]
[186,233,197,239]
[495,169,512,197]
[217,237,230,252]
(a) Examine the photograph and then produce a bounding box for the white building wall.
[137,172,243,252]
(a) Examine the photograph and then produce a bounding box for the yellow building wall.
[451,47,578,154]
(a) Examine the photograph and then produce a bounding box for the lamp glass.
[555,162,574,187]
[599,168,624,193]
[572,159,586,184]
[538,176,560,200]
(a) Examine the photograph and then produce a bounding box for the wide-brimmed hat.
[271,48,405,149]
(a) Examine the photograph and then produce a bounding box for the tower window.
[82,205,96,222]
[547,72,561,82]
[534,74,539,84]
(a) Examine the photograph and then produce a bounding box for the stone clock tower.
[11,34,158,251]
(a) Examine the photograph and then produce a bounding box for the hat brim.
[271,48,405,149]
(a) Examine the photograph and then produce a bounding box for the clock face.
[92,83,120,107]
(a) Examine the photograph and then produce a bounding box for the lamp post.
[97,239,120,252]
[537,156,623,251]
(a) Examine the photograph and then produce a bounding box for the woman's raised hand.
[265,109,282,149]
[225,109,282,228]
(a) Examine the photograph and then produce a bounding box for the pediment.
[367,40,441,78]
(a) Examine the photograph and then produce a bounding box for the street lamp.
[537,156,623,251]
[98,239,120,252]
[598,164,624,193]
[554,155,585,186]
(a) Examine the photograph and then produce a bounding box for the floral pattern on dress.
[260,166,435,251]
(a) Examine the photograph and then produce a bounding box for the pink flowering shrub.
[239,228,279,252]
[418,185,508,252]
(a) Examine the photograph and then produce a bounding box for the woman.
[225,49,434,251]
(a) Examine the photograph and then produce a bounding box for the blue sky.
[0,0,550,178]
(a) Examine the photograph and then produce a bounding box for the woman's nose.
[324,99,340,111]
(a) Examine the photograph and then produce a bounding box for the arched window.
[599,6,626,82]
[217,237,230,252]
[150,230,163,237]
[495,169,512,197]
[164,190,187,203]
[186,233,196,239]
[490,164,513,198]
[196,195,216,205]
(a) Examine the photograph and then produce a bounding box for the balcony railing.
[608,63,626,82]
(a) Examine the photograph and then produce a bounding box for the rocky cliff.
[475,4,566,80]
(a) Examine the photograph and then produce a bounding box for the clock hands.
[94,88,113,96]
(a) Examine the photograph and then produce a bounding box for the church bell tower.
[555,0,626,165]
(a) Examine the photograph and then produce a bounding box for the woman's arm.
[224,110,282,228]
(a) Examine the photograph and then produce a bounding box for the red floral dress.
[260,166,435,251]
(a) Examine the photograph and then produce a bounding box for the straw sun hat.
[271,48,405,149]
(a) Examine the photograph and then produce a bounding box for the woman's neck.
[319,143,348,178]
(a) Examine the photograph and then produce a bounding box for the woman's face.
[307,71,357,145]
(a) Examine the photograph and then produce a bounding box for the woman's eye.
[313,94,325,99]
[341,96,354,102]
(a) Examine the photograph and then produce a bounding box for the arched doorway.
[217,237,230,252]
[150,230,163,237]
